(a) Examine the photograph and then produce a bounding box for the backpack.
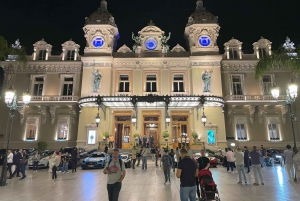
[107,159,123,171]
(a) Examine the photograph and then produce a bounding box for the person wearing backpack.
[162,149,172,185]
[103,149,126,201]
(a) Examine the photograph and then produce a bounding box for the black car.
[267,149,283,164]
[0,149,6,165]
[62,147,87,168]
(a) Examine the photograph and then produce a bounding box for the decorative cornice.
[18,64,82,73]
[83,62,111,67]
[49,105,57,124]
[40,106,47,124]
[192,61,220,66]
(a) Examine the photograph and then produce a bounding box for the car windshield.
[62,148,74,154]
[121,155,128,159]
[91,154,105,157]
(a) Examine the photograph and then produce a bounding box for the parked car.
[194,152,218,168]
[81,152,109,169]
[0,149,6,165]
[119,153,132,168]
[62,147,87,168]
[267,149,283,164]
[28,150,52,169]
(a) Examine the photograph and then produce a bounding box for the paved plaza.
[0,160,299,201]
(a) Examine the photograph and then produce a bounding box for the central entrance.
[142,110,161,148]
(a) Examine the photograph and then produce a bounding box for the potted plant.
[133,133,139,139]
[162,131,170,141]
[191,132,199,141]
[102,132,109,140]
[37,141,47,151]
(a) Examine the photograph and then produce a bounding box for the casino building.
[0,0,299,150]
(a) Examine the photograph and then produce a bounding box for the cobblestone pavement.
[0,160,299,201]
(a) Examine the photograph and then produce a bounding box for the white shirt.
[226,151,235,162]
[7,153,13,163]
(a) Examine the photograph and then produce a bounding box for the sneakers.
[164,181,170,185]
[237,182,242,184]
[253,183,259,186]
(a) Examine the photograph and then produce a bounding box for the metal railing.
[19,96,79,102]
[225,95,287,102]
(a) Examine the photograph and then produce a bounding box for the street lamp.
[271,86,279,100]
[201,108,207,126]
[95,108,101,127]
[0,88,31,186]
[165,114,170,126]
[271,80,298,182]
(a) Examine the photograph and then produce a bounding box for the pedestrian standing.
[196,150,210,200]
[71,147,78,173]
[52,152,60,180]
[143,135,147,148]
[136,146,142,166]
[48,152,54,173]
[103,149,126,201]
[244,146,250,173]
[283,144,295,181]
[20,149,28,180]
[176,149,198,201]
[155,147,160,167]
[169,149,175,172]
[7,149,13,179]
[226,148,235,173]
[234,147,248,185]
[141,147,147,170]
[32,150,40,172]
[249,146,264,186]
[12,149,22,177]
[260,145,267,167]
[175,147,180,167]
[62,152,70,173]
[131,145,137,169]
[104,145,108,154]
[162,149,172,185]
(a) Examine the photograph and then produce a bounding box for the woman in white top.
[7,149,14,179]
[48,152,54,173]
[226,148,235,173]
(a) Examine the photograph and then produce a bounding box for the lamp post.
[271,81,298,182]
[0,88,31,186]
[201,107,207,126]
[95,107,101,127]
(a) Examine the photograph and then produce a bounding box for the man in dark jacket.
[71,147,78,173]
[244,146,250,173]
[12,149,22,177]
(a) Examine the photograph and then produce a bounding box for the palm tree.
[255,37,300,79]
[0,35,27,66]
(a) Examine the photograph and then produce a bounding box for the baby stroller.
[198,169,220,201]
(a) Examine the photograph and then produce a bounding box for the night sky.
[0,0,300,55]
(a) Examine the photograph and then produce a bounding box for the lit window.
[146,75,157,92]
[66,50,75,60]
[38,50,46,60]
[259,48,267,59]
[229,48,238,59]
[33,77,44,96]
[118,75,129,92]
[231,75,243,95]
[173,74,184,92]
[62,77,73,96]
[268,124,279,141]
[236,124,247,140]
[262,75,273,95]
[25,117,39,141]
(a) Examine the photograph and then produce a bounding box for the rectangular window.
[268,124,279,140]
[146,75,157,92]
[118,75,130,92]
[236,124,247,140]
[25,117,39,141]
[57,116,70,140]
[173,74,184,92]
[62,77,73,96]
[259,48,267,58]
[66,50,75,60]
[33,77,44,96]
[262,75,272,95]
[232,75,243,95]
[38,50,46,60]
[229,48,238,59]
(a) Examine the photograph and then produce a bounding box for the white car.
[81,152,109,169]
[28,151,52,169]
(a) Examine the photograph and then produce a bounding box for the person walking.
[226,148,235,173]
[143,135,147,148]
[48,152,54,173]
[260,145,267,167]
[162,149,173,185]
[109,135,115,149]
[234,147,248,185]
[7,149,14,179]
[12,149,22,177]
[136,146,142,166]
[244,146,250,173]
[196,149,210,200]
[249,146,264,186]
[52,152,60,180]
[131,145,137,169]
[283,144,295,181]
[61,152,71,173]
[187,146,193,158]
[155,147,160,167]
[175,147,180,167]
[104,145,108,154]
[32,150,40,172]
[176,149,198,201]
[141,147,147,170]
[169,149,175,172]
[103,149,126,201]
[20,149,28,180]
[71,147,78,173]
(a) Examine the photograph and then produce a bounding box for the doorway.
[114,116,131,149]
[144,123,158,148]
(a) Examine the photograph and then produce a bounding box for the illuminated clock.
[198,35,211,47]
[145,37,157,50]
[92,36,105,48]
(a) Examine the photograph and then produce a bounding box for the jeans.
[72,160,77,172]
[244,159,250,172]
[132,159,136,168]
[33,161,39,171]
[236,165,247,183]
[195,177,200,198]
[107,182,122,201]
[12,163,20,176]
[285,164,295,180]
[155,156,158,166]
[180,185,196,201]
[7,163,13,178]
[137,157,141,166]
[152,154,155,161]
[142,156,147,169]
[20,163,27,178]
[227,162,234,171]
[52,166,57,179]
[62,162,69,172]
[252,164,264,183]
[163,165,171,182]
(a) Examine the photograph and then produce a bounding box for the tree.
[255,37,300,80]
[0,35,27,67]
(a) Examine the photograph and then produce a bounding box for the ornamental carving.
[2,65,16,88]
[117,44,132,53]
[248,105,256,124]
[258,106,265,124]
[40,106,47,124]
[49,105,57,124]
[281,105,288,124]
[227,106,233,124]
[70,105,78,124]
[19,107,25,125]
[171,44,186,53]
[16,65,81,73]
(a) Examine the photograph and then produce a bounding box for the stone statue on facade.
[161,32,171,51]
[109,17,116,26]
[92,67,102,93]
[12,39,22,49]
[283,37,296,52]
[202,70,213,92]
[187,17,194,26]
[132,32,141,52]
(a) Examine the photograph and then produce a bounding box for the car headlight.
[275,155,282,158]
[82,160,86,164]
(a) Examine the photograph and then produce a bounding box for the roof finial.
[148,20,155,26]
[196,0,205,11]
[100,0,107,11]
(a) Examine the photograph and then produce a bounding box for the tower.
[184,0,220,55]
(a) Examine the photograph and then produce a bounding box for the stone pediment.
[171,44,186,52]
[138,25,164,35]
[117,44,132,53]
[224,38,243,47]
[62,40,80,49]
[253,37,272,48]
[33,39,52,49]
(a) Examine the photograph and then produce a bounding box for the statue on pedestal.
[92,68,102,93]
[161,32,171,51]
[132,32,141,52]
[202,70,213,92]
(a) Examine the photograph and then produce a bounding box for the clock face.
[198,35,211,47]
[92,36,105,48]
[145,38,157,50]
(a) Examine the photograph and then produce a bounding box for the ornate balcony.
[19,96,79,103]
[225,95,287,103]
